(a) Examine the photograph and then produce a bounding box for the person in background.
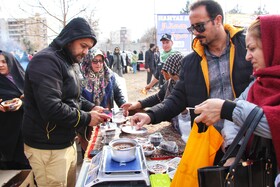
[144,34,177,91]
[123,52,191,143]
[0,50,30,170]
[145,43,156,85]
[194,15,280,184]
[130,0,253,166]
[106,50,113,67]
[137,50,144,71]
[22,17,111,187]
[78,48,127,152]
[111,47,124,77]
[157,33,177,88]
[131,50,138,74]
[121,50,129,74]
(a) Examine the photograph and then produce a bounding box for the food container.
[111,108,126,124]
[142,143,156,156]
[158,141,178,153]
[149,132,163,146]
[147,162,168,174]
[135,137,150,145]
[1,99,17,111]
[109,138,138,163]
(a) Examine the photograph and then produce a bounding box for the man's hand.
[92,106,104,112]
[120,103,132,116]
[194,98,225,126]
[130,113,151,130]
[88,110,111,126]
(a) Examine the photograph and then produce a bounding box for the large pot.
[109,138,138,163]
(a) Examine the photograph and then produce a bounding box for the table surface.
[76,121,185,187]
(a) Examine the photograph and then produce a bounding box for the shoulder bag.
[197,106,275,187]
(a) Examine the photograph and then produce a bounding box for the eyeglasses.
[92,59,104,64]
[187,19,213,34]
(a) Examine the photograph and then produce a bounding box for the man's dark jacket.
[23,17,97,149]
[147,24,253,126]
[145,49,156,73]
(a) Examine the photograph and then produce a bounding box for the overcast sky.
[1,0,279,41]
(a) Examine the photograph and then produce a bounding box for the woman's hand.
[0,99,5,112]
[194,98,225,126]
[223,157,236,166]
[12,98,22,111]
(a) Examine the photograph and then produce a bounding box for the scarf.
[161,49,177,63]
[0,50,25,99]
[81,51,113,107]
[247,15,280,167]
[162,52,184,75]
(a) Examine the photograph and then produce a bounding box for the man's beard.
[64,45,84,64]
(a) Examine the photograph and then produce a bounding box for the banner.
[157,14,192,55]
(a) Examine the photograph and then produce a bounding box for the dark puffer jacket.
[146,24,253,127]
[22,17,97,150]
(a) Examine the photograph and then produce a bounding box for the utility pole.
[120,27,127,51]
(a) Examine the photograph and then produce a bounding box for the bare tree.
[181,0,191,14]
[228,4,242,14]
[139,27,157,44]
[19,0,96,35]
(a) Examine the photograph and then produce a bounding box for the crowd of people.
[1,0,280,186]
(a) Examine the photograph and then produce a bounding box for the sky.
[1,0,280,41]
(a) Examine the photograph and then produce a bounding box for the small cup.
[1,99,17,111]
[149,132,163,147]
[111,108,126,124]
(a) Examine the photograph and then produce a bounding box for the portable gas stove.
[84,145,150,187]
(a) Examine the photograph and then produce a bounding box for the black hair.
[150,43,155,49]
[190,0,224,23]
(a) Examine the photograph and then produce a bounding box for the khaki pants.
[24,144,77,187]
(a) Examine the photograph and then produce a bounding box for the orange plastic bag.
[171,123,223,187]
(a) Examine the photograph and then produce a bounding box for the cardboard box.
[0,170,35,187]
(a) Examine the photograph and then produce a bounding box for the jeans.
[132,63,137,73]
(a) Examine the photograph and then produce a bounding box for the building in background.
[0,13,48,53]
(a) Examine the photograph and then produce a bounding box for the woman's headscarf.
[0,50,25,100]
[247,15,280,167]
[80,49,113,106]
[162,52,184,86]
[162,52,184,75]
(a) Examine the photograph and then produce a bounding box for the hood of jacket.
[50,17,97,49]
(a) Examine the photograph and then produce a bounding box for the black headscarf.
[0,50,28,168]
[0,50,25,99]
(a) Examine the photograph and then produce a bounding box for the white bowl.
[142,144,156,156]
[1,100,17,111]
[147,162,168,174]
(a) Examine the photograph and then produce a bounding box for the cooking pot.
[109,138,138,162]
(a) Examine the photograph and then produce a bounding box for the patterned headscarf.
[162,52,184,75]
[81,49,113,106]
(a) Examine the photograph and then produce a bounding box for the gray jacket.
[222,80,271,147]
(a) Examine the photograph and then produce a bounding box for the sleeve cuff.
[221,100,236,121]
[146,112,155,124]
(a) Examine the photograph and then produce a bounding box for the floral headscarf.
[81,49,113,106]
